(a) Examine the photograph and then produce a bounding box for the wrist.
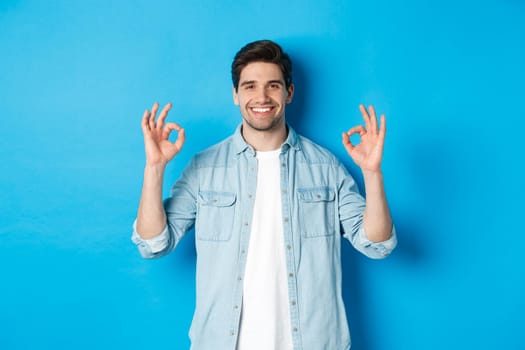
[144,163,167,183]
[362,168,383,179]
[362,169,386,198]
[145,161,167,171]
[362,169,384,189]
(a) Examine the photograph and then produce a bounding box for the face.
[233,62,294,133]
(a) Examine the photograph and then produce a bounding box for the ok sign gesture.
[342,105,386,173]
[141,102,186,167]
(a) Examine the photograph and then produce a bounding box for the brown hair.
[231,40,292,91]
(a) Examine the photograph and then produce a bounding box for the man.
[132,40,397,350]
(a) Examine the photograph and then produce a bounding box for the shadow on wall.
[340,218,426,350]
[392,126,464,264]
[285,52,311,135]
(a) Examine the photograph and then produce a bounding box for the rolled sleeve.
[356,225,397,259]
[131,220,170,258]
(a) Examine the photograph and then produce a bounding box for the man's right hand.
[142,102,186,167]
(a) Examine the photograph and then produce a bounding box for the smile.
[250,107,273,113]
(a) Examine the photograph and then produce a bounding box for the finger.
[163,124,185,154]
[342,132,354,153]
[162,122,182,140]
[359,104,371,132]
[368,105,378,134]
[156,102,172,130]
[141,109,150,133]
[346,125,366,137]
[174,128,186,152]
[379,114,386,138]
[149,102,159,129]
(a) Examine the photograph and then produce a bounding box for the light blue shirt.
[132,125,397,350]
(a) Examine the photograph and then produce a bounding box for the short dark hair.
[231,40,293,91]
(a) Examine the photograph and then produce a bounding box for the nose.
[254,86,270,103]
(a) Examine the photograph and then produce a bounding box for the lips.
[249,105,275,114]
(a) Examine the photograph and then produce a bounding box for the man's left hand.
[342,104,386,173]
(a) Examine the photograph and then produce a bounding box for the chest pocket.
[196,191,236,241]
[298,187,336,238]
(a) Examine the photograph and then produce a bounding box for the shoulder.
[296,134,340,166]
[191,135,236,168]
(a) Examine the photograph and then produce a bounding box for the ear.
[286,83,295,104]
[233,86,239,105]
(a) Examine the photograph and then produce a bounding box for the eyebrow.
[239,79,284,87]
[240,80,256,87]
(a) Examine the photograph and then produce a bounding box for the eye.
[269,83,281,90]
[243,84,255,90]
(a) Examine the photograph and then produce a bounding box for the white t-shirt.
[236,149,293,350]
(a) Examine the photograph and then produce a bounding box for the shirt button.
[248,194,252,198]
[287,244,292,250]
[238,277,242,281]
[230,330,235,336]
[244,222,249,226]
[281,163,286,167]
[289,273,294,278]
[241,249,246,254]
[284,218,289,223]
[293,327,298,332]
[291,300,296,306]
[234,305,239,310]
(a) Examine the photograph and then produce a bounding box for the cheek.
[274,91,288,102]
[239,97,249,108]
[237,94,248,104]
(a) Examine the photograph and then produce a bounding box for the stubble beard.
[243,115,283,132]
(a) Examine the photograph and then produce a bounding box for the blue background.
[1,0,524,349]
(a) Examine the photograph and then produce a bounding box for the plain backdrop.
[1,0,524,349]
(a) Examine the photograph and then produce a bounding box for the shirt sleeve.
[131,220,171,259]
[354,225,397,259]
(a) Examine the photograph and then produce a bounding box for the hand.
[141,102,185,167]
[342,105,386,173]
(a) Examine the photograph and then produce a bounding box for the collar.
[232,124,301,155]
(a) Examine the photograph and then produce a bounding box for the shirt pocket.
[297,187,336,238]
[196,191,237,241]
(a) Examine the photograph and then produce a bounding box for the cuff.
[357,225,397,259]
[131,220,170,255]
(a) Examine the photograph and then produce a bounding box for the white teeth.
[251,107,271,113]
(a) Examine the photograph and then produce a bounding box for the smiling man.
[132,40,397,350]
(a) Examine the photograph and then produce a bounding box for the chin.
[244,117,283,132]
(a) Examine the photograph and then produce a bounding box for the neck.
[241,120,288,151]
